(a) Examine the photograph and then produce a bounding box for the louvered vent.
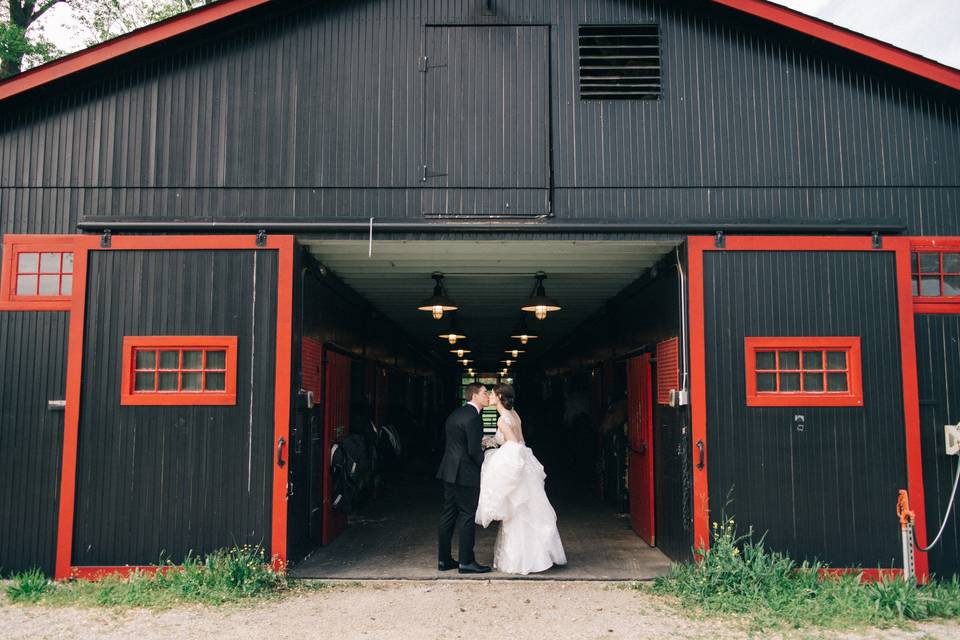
[578,24,661,99]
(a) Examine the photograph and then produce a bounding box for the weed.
[5,568,52,603]
[647,515,960,633]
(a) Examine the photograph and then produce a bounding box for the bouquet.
[481,435,500,451]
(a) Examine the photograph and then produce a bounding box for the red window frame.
[0,235,77,310]
[909,240,960,313]
[744,337,863,407]
[120,336,238,406]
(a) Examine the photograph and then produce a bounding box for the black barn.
[1,0,958,581]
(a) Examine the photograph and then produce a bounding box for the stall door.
[421,25,550,217]
[322,349,351,545]
[627,354,655,545]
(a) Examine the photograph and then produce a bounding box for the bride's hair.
[493,383,515,410]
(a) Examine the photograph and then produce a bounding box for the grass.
[3,545,336,609]
[644,516,960,633]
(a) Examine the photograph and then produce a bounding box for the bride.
[476,383,567,575]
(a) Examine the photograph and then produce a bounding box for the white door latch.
[945,423,960,456]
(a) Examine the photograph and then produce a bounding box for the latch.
[47,400,66,411]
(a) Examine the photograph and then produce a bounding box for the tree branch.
[24,0,64,27]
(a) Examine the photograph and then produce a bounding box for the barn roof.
[0,0,957,102]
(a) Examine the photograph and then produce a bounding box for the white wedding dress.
[475,410,567,575]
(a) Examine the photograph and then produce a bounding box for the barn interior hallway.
[288,238,689,579]
[290,472,672,580]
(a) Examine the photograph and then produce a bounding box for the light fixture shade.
[450,349,472,357]
[418,273,458,319]
[457,359,473,365]
[510,315,539,344]
[505,349,526,358]
[521,272,561,319]
[438,315,467,344]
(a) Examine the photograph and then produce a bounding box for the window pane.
[920,276,942,297]
[803,373,824,392]
[182,351,203,370]
[17,252,39,273]
[205,372,226,391]
[944,253,960,273]
[159,351,179,369]
[16,274,37,295]
[158,372,179,391]
[919,253,940,273]
[912,276,919,297]
[38,274,60,296]
[39,253,61,273]
[61,253,74,274]
[756,373,776,392]
[945,275,960,297]
[60,275,72,296]
[135,350,156,369]
[827,373,848,392]
[182,372,202,391]
[206,350,227,370]
[779,351,800,370]
[780,373,801,391]
[826,351,847,370]
[802,351,822,370]
[134,372,155,391]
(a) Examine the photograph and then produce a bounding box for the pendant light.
[467,368,475,376]
[418,272,458,320]
[521,272,561,320]
[505,349,526,359]
[500,359,514,366]
[438,314,467,345]
[450,348,472,358]
[457,359,473,366]
[510,315,539,345]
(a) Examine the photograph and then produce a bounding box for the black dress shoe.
[438,558,458,571]
[458,562,492,574]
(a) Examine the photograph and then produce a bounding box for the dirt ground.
[3,580,960,640]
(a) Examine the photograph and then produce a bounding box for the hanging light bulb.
[505,349,525,358]
[521,272,561,320]
[457,359,473,366]
[467,368,475,376]
[418,273,457,320]
[450,348,471,358]
[500,359,514,366]
[510,315,539,345]
[438,315,466,345]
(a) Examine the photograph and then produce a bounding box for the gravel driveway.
[4,580,960,640]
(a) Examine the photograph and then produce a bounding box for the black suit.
[436,403,485,564]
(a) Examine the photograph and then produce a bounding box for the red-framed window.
[910,241,960,313]
[744,337,863,407]
[0,236,76,309]
[121,336,238,406]
[655,337,679,405]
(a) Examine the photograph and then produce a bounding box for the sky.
[35,0,960,70]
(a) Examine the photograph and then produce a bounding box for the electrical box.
[946,424,960,456]
[668,389,689,407]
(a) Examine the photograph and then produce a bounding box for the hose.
[916,455,960,552]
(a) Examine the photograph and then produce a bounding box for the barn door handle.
[277,437,287,468]
[696,439,704,470]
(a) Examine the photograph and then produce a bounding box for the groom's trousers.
[438,481,480,564]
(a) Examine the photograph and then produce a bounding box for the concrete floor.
[290,475,673,581]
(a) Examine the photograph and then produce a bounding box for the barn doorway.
[287,238,690,579]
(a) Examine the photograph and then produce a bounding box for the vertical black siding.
[72,250,277,566]
[914,315,960,578]
[0,312,68,576]
[0,0,955,230]
[703,251,906,568]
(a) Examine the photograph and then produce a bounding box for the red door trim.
[43,234,295,580]
[686,235,929,580]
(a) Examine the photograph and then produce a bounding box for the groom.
[436,382,492,574]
